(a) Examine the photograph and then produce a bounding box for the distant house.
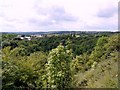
[20,37,24,40]
[15,35,31,40]
[25,36,31,40]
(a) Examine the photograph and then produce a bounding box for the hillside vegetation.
[1,32,119,89]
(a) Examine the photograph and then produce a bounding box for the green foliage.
[2,32,119,89]
[2,33,99,56]
[71,53,89,74]
[2,50,47,89]
[74,55,118,88]
[87,36,108,68]
[2,34,17,41]
[2,46,12,61]
[46,44,73,88]
[73,33,119,88]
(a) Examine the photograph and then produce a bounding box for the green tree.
[2,47,47,89]
[46,44,73,88]
[87,36,108,67]
[71,53,89,74]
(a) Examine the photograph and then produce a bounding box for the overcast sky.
[0,0,119,32]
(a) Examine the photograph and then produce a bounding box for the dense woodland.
[1,32,120,89]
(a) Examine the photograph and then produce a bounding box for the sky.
[0,0,119,32]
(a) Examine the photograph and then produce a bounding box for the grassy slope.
[74,55,118,88]
[73,34,119,88]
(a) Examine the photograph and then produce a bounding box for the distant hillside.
[2,31,118,35]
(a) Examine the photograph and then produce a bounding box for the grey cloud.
[29,6,78,27]
[29,18,54,26]
[50,6,77,22]
[97,6,117,18]
[1,24,17,32]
